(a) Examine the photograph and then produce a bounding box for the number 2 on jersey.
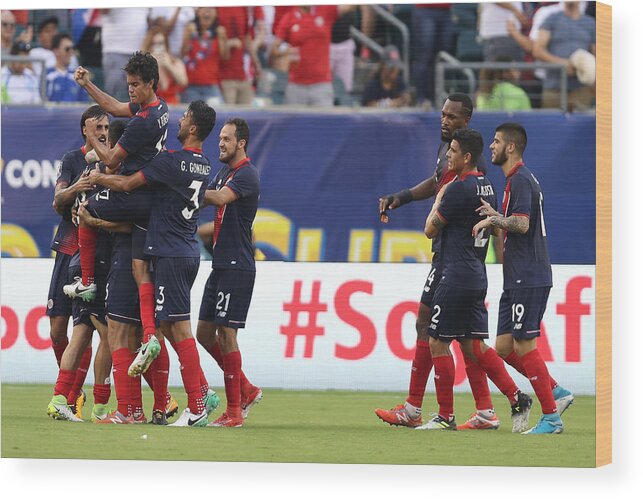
[182,180,203,220]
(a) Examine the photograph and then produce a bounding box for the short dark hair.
[453,128,483,165]
[124,51,159,92]
[37,16,58,34]
[447,92,473,118]
[80,105,107,140]
[225,118,250,152]
[108,120,127,147]
[187,100,216,141]
[495,122,528,154]
[52,33,72,50]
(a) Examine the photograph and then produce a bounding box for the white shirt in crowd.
[101,8,150,55]
[479,2,524,40]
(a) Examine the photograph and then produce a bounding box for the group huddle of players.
[45,51,261,427]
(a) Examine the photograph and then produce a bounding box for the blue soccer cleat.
[553,385,574,415]
[522,413,564,434]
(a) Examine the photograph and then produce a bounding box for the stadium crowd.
[1,3,596,111]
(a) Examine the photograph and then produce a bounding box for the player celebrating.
[376,94,502,428]
[415,129,497,430]
[474,123,571,434]
[196,118,262,428]
[88,101,220,426]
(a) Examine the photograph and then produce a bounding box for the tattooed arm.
[488,215,529,234]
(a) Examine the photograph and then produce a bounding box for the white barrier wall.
[1,259,596,395]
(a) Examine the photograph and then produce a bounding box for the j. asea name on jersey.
[476,183,494,197]
[180,160,211,175]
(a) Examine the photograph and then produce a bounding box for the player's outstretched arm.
[77,203,132,233]
[203,186,237,208]
[379,175,437,220]
[74,66,132,117]
[89,167,145,193]
[476,198,529,234]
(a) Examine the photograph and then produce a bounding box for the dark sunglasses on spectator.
[2,21,16,28]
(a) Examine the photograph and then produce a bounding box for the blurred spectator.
[1,41,42,104]
[411,3,454,106]
[30,16,60,73]
[72,9,103,88]
[149,7,195,57]
[330,6,358,94]
[46,33,88,102]
[361,45,412,108]
[101,8,150,101]
[141,27,187,105]
[1,11,18,56]
[476,57,531,111]
[217,6,264,105]
[181,7,229,103]
[478,2,527,62]
[272,5,356,107]
[533,1,595,111]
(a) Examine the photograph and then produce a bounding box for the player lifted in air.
[474,123,573,434]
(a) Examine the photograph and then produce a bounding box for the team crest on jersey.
[47,299,54,309]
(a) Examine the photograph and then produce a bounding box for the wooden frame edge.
[596,1,612,467]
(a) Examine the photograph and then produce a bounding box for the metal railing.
[435,51,569,111]
[1,56,48,103]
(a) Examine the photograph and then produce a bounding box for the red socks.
[432,355,455,420]
[52,337,69,367]
[53,369,75,398]
[223,350,242,418]
[138,282,156,342]
[406,340,433,408]
[504,350,558,390]
[151,343,170,412]
[93,383,111,405]
[67,346,92,405]
[129,352,143,416]
[207,341,253,398]
[520,349,557,414]
[78,226,97,285]
[175,338,205,414]
[473,343,519,405]
[111,348,131,416]
[463,354,493,411]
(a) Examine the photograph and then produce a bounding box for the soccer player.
[65,52,169,360]
[414,129,498,430]
[473,123,572,434]
[196,118,262,428]
[376,94,503,428]
[47,105,108,418]
[88,101,220,426]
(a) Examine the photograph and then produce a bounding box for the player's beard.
[491,147,507,166]
[219,149,233,164]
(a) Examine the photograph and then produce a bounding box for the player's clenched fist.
[74,66,90,87]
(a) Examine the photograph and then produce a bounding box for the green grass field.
[1,384,595,466]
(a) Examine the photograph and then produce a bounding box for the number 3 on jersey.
[182,180,203,220]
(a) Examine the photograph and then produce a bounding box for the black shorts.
[419,257,443,307]
[86,187,152,225]
[106,266,140,325]
[199,268,256,329]
[46,252,73,317]
[68,264,108,328]
[497,286,551,340]
[427,284,489,342]
[152,256,199,322]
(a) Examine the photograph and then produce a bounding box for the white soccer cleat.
[168,408,208,427]
[47,395,84,422]
[128,337,161,377]
[63,277,97,302]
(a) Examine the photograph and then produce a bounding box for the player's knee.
[415,319,430,341]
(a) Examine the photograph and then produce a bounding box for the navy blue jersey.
[436,171,498,290]
[501,163,552,289]
[110,232,133,270]
[141,148,212,258]
[117,98,169,176]
[51,147,89,255]
[209,158,260,271]
[431,139,487,261]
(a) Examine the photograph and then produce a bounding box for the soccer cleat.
[204,389,221,417]
[47,395,83,422]
[415,414,457,431]
[150,409,168,425]
[127,337,161,377]
[90,403,110,422]
[95,410,134,424]
[73,389,86,419]
[522,413,564,434]
[132,411,147,424]
[208,412,244,428]
[553,385,574,415]
[63,277,97,302]
[168,408,208,427]
[456,411,500,430]
[511,391,533,433]
[375,404,422,428]
[241,387,263,419]
[165,395,179,418]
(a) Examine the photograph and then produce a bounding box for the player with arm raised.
[89,101,220,426]
[473,122,573,434]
